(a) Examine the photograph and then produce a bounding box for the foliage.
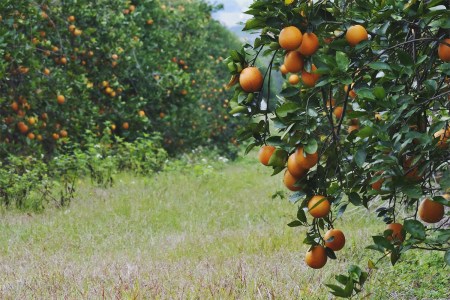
[0,0,242,160]
[227,0,450,297]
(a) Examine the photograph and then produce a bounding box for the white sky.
[210,0,253,28]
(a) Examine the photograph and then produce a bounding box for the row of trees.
[0,0,242,160]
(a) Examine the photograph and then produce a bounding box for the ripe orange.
[17,122,29,134]
[438,38,450,62]
[27,132,35,140]
[298,32,319,56]
[11,101,19,111]
[288,74,300,85]
[434,128,450,149]
[147,19,154,25]
[287,153,308,178]
[68,15,75,22]
[344,84,357,98]
[60,129,68,138]
[346,25,368,47]
[386,223,404,243]
[301,64,320,87]
[284,170,302,191]
[280,64,288,75]
[294,147,318,169]
[27,117,36,125]
[305,245,327,269]
[308,195,330,218]
[122,122,129,130]
[52,133,60,140]
[57,95,65,104]
[138,110,146,117]
[258,145,276,166]
[348,124,359,134]
[418,198,445,223]
[324,229,345,251]
[284,51,304,73]
[239,67,264,93]
[111,54,119,60]
[43,68,50,76]
[333,106,344,119]
[279,26,303,51]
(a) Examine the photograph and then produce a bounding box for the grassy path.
[0,158,448,299]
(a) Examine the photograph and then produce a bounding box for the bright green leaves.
[326,265,368,298]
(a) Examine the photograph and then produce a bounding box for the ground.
[0,157,448,299]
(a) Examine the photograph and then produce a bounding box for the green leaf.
[368,62,391,71]
[280,87,300,97]
[373,86,386,100]
[404,219,426,240]
[348,192,362,206]
[287,220,302,227]
[356,127,374,138]
[336,51,349,72]
[372,235,394,250]
[354,149,367,167]
[268,149,288,167]
[445,250,450,266]
[440,169,450,192]
[326,247,337,259]
[297,207,307,223]
[397,49,414,66]
[276,102,300,118]
[304,138,318,154]
[243,18,265,30]
[402,185,422,199]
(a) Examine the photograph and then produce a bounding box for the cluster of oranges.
[258,144,347,268]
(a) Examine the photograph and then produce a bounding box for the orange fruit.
[122,122,129,130]
[386,223,404,243]
[333,106,344,119]
[57,95,65,104]
[434,128,450,149]
[60,130,68,138]
[308,195,330,218]
[438,38,450,62]
[27,117,36,125]
[305,245,327,269]
[279,26,303,51]
[284,51,304,73]
[418,198,445,223]
[287,153,308,178]
[324,229,346,251]
[11,102,19,111]
[294,147,318,169]
[37,134,43,141]
[43,68,50,76]
[147,19,154,25]
[138,110,146,117]
[17,122,29,134]
[346,25,368,47]
[301,64,320,87]
[280,64,288,75]
[298,32,319,56]
[27,132,35,140]
[52,133,60,140]
[348,124,359,134]
[288,74,300,85]
[239,67,264,93]
[326,98,336,108]
[258,145,276,166]
[284,170,302,191]
[67,15,75,22]
[344,84,357,98]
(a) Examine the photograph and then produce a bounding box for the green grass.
[0,157,448,299]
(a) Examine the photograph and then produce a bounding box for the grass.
[0,156,448,299]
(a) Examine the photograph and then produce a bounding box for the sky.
[207,0,253,29]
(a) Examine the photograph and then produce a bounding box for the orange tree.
[0,0,241,161]
[226,0,449,297]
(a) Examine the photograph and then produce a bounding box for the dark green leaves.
[404,219,426,240]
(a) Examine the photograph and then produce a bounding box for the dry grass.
[0,158,448,299]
